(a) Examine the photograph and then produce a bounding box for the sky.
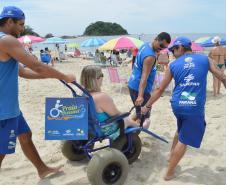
[1,0,226,37]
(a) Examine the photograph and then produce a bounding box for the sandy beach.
[1,57,226,185]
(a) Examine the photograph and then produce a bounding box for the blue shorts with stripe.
[0,112,31,154]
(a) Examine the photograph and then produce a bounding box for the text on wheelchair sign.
[48,99,86,120]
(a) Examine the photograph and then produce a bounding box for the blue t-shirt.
[128,43,156,93]
[170,53,209,116]
[0,32,20,120]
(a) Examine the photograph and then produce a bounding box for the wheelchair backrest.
[86,94,104,137]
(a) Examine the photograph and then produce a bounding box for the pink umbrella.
[161,38,203,53]
[18,35,45,44]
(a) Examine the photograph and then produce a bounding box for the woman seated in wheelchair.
[80,65,139,138]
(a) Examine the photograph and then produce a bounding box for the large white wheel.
[87,148,129,185]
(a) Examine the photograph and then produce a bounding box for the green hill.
[83,21,128,36]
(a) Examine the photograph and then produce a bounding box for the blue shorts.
[0,112,31,154]
[174,114,206,148]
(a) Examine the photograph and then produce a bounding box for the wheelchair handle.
[129,106,136,113]
[59,80,77,97]
[60,80,92,98]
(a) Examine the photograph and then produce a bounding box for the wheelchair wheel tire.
[87,148,129,185]
[61,140,94,161]
[112,134,142,164]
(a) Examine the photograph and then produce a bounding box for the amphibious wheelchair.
[60,81,168,185]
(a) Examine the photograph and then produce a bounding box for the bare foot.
[164,174,175,181]
[39,165,63,179]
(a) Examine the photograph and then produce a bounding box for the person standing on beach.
[128,32,171,128]
[141,37,226,181]
[208,36,225,96]
[0,6,76,178]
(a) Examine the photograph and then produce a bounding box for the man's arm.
[141,66,173,114]
[208,58,226,88]
[19,64,46,79]
[0,35,75,82]
[136,56,155,105]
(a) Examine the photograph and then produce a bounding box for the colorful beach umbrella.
[18,35,44,44]
[42,37,68,44]
[194,36,211,44]
[99,36,144,50]
[67,43,80,48]
[162,38,203,53]
[81,38,106,47]
[199,37,226,47]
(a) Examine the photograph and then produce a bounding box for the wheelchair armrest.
[103,112,130,124]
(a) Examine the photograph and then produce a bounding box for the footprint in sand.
[212,115,222,118]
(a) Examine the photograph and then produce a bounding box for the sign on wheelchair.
[45,97,88,140]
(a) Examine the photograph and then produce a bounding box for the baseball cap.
[0,6,25,20]
[168,36,191,51]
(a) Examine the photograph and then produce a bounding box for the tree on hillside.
[83,21,128,36]
[20,25,39,36]
[45,33,54,38]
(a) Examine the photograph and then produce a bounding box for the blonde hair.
[80,65,102,92]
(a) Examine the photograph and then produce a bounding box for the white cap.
[212,36,221,44]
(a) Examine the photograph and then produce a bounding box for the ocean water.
[32,33,226,54]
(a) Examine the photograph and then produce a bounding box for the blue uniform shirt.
[170,53,209,115]
[128,43,157,93]
[0,32,20,120]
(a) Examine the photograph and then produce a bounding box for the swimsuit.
[97,112,120,140]
[217,64,224,69]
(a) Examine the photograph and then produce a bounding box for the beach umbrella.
[99,36,144,50]
[81,38,106,47]
[199,37,226,47]
[194,36,211,44]
[161,38,204,53]
[67,43,80,48]
[18,35,45,44]
[42,37,68,44]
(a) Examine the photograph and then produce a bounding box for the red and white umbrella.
[18,35,45,44]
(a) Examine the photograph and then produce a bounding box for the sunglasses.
[171,46,180,54]
[97,73,104,79]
